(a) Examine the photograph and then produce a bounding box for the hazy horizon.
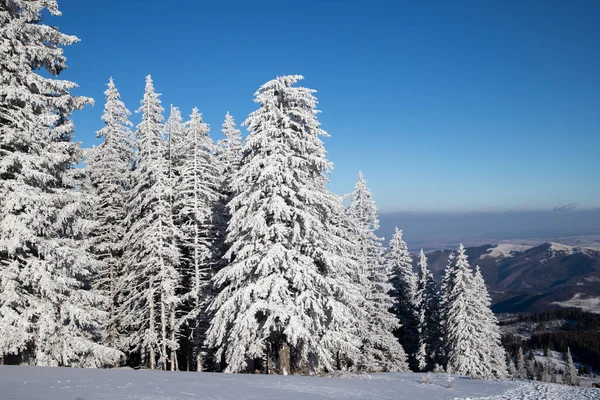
[378,209,600,252]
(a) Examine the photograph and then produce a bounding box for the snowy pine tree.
[163,105,187,370]
[542,350,556,383]
[442,245,480,377]
[516,346,527,379]
[472,266,507,380]
[119,76,181,370]
[386,228,418,369]
[346,172,407,372]
[0,0,121,367]
[526,349,536,379]
[87,78,134,349]
[507,352,516,378]
[206,75,363,374]
[165,105,187,179]
[212,113,243,306]
[216,112,243,190]
[563,347,579,386]
[441,245,506,379]
[174,108,221,371]
[414,249,441,371]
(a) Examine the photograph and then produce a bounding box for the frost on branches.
[0,0,121,367]
[216,112,243,191]
[346,172,407,372]
[119,76,181,370]
[165,105,187,181]
[174,108,222,371]
[563,347,579,386]
[414,249,442,371]
[386,228,419,369]
[206,75,361,374]
[472,266,507,380]
[441,245,506,379]
[87,78,134,349]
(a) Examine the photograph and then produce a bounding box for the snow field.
[2,367,599,400]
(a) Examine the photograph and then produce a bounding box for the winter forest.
[0,0,583,388]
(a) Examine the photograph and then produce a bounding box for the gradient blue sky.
[51,0,599,212]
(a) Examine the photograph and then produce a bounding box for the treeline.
[503,331,600,372]
[1,0,508,379]
[530,332,600,373]
[507,347,580,385]
[501,308,600,331]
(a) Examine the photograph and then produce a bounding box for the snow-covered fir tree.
[414,249,441,371]
[164,105,187,194]
[442,245,506,379]
[471,266,507,380]
[0,0,121,367]
[386,228,419,369]
[507,352,516,378]
[526,349,536,379]
[346,172,407,372]
[214,111,243,245]
[175,108,221,371]
[216,112,243,190]
[87,78,134,349]
[206,75,363,374]
[563,347,579,386]
[516,346,526,379]
[163,105,189,370]
[542,350,556,383]
[119,76,181,370]
[441,245,479,377]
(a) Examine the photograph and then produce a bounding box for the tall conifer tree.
[119,76,180,369]
[386,228,418,369]
[206,75,362,374]
[347,172,408,372]
[414,249,441,371]
[0,0,121,367]
[87,78,134,349]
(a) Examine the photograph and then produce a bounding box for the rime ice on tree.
[387,228,419,369]
[441,245,507,379]
[119,76,181,370]
[206,75,362,374]
[174,108,221,371]
[347,172,408,372]
[0,0,121,367]
[87,78,135,349]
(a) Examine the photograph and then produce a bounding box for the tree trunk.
[279,342,291,375]
[266,344,273,374]
[148,277,156,370]
[161,298,167,370]
[109,258,115,348]
[170,307,177,371]
[196,352,202,372]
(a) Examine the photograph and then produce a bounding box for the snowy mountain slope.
[418,242,600,313]
[480,244,533,259]
[0,366,598,400]
[552,293,600,314]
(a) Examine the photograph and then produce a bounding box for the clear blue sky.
[51,0,599,212]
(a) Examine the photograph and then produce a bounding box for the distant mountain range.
[377,210,600,253]
[419,242,600,313]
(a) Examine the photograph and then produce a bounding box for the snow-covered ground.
[1,366,598,400]
[480,244,532,259]
[552,293,600,314]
